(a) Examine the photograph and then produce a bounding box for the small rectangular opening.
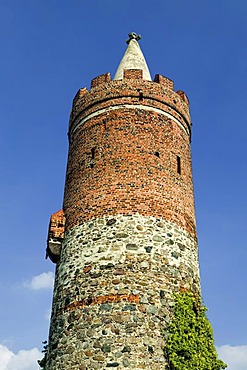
[154,151,160,158]
[91,148,95,160]
[177,155,181,174]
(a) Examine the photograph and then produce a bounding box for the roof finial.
[126,32,141,44]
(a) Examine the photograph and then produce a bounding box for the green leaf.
[163,291,227,370]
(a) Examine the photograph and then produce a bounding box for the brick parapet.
[123,69,143,80]
[69,74,191,139]
[90,72,111,89]
[154,74,174,90]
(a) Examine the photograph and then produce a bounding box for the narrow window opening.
[90,147,96,168]
[138,89,143,101]
[91,147,95,160]
[177,155,181,174]
[154,151,160,158]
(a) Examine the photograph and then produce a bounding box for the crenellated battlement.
[90,72,111,89]
[69,69,191,143]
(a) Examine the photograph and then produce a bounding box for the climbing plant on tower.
[164,291,227,370]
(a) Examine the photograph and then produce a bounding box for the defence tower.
[45,33,201,369]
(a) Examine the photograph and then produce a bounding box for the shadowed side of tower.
[44,34,201,369]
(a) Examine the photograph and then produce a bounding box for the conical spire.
[114,32,152,81]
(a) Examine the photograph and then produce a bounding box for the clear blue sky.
[0,1,247,369]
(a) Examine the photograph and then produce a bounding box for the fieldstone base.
[44,214,200,369]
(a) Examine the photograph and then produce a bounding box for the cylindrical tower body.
[45,41,200,370]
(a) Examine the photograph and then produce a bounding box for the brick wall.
[63,70,196,238]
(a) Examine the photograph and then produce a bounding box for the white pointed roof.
[114,36,151,81]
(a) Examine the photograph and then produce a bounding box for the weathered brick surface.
[47,210,65,239]
[123,69,143,80]
[154,74,174,90]
[64,71,196,238]
[46,210,65,262]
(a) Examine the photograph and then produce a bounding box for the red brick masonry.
[63,70,196,238]
[46,210,65,262]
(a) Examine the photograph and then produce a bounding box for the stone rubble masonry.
[45,214,200,369]
[45,69,201,369]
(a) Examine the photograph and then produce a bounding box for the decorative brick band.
[63,294,140,312]
[70,103,190,137]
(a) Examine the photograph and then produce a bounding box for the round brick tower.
[44,33,201,369]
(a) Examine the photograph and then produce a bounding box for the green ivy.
[164,291,227,370]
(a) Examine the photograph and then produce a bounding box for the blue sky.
[0,1,247,369]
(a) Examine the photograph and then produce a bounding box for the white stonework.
[114,39,152,81]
